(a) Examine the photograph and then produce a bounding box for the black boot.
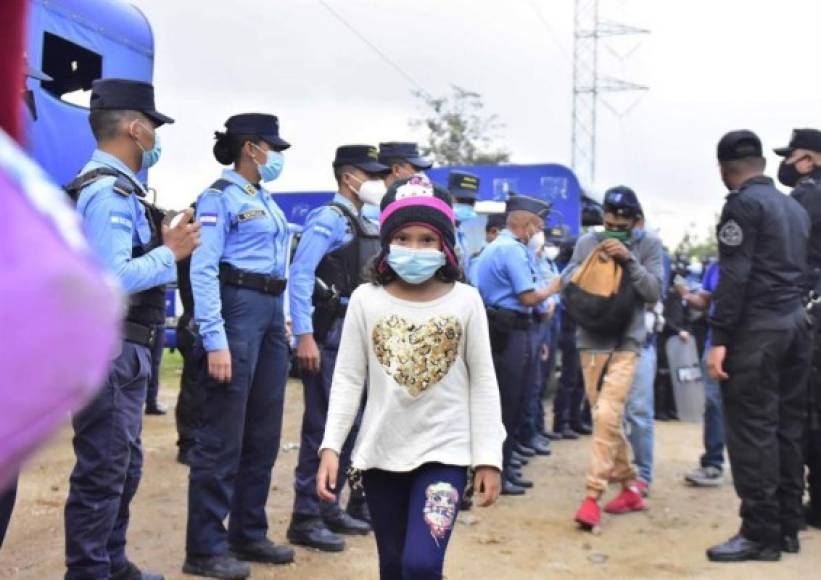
[145,401,167,416]
[511,450,530,465]
[781,534,800,554]
[322,508,371,535]
[508,473,534,489]
[182,555,250,580]
[559,426,579,440]
[229,539,294,564]
[346,496,371,525]
[524,436,552,456]
[111,561,164,580]
[706,534,780,562]
[515,442,536,458]
[571,422,592,435]
[287,515,345,552]
[501,478,526,496]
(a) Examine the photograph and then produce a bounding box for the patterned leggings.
[363,463,467,580]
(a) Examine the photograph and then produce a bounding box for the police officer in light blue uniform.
[184,114,293,580]
[287,145,388,552]
[476,195,555,496]
[448,170,481,277]
[64,78,199,580]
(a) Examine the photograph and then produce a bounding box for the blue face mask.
[135,124,161,170]
[252,145,285,182]
[454,203,478,223]
[387,245,446,285]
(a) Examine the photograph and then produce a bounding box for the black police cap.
[716,130,762,162]
[506,194,551,219]
[603,185,641,219]
[333,145,390,175]
[774,128,821,157]
[225,113,289,151]
[90,78,174,126]
[448,170,480,200]
[378,142,432,169]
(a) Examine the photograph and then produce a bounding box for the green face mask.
[601,229,630,242]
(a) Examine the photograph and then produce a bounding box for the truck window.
[41,32,102,108]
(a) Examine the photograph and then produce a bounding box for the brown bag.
[563,247,635,336]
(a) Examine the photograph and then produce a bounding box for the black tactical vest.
[314,202,380,298]
[65,167,167,327]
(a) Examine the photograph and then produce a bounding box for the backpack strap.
[64,167,142,202]
[205,179,233,194]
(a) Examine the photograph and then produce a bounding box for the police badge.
[719,219,743,247]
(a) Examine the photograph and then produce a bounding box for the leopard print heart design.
[372,314,463,396]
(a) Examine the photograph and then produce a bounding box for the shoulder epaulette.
[205,178,233,195]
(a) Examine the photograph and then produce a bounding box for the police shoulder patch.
[719,219,743,247]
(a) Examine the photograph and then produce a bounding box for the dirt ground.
[2,354,820,580]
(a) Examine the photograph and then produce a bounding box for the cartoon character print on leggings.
[423,482,459,546]
[372,314,462,396]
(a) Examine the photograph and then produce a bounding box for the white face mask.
[528,230,545,252]
[349,174,387,206]
[544,245,560,261]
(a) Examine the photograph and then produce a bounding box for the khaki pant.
[580,350,639,497]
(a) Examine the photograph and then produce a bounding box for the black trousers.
[722,312,811,543]
[0,475,17,549]
[175,314,206,454]
[492,327,534,474]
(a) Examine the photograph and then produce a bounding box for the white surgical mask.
[349,174,387,206]
[544,245,560,261]
[528,230,545,252]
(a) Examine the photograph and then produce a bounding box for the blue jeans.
[625,343,656,485]
[186,288,289,557]
[700,349,725,470]
[363,463,467,580]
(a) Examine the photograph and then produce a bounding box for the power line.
[529,0,574,64]
[316,0,432,99]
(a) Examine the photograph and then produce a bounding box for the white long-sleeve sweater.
[320,282,505,472]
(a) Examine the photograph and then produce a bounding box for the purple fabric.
[0,134,120,490]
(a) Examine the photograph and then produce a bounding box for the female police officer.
[184,114,294,579]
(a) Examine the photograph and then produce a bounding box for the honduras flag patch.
[199,212,218,227]
[109,211,133,232]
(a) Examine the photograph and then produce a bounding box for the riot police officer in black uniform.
[774,128,821,529]
[706,130,811,562]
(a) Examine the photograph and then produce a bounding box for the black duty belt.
[486,307,533,330]
[219,264,286,296]
[123,321,158,348]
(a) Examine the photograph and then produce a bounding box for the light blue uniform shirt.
[191,169,289,351]
[533,252,560,314]
[289,194,357,336]
[76,150,176,294]
[476,229,537,314]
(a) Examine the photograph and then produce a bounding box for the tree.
[410,85,510,166]
[674,215,719,259]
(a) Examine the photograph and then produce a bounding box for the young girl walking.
[317,176,505,580]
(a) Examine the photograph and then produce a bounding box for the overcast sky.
[132,0,821,247]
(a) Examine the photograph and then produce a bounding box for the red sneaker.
[574,497,601,529]
[604,485,646,514]
[634,480,649,497]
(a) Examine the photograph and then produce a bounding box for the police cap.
[334,145,390,174]
[378,142,432,169]
[90,78,174,126]
[506,194,551,219]
[448,170,480,200]
[225,113,290,151]
[716,130,762,162]
[774,128,821,157]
